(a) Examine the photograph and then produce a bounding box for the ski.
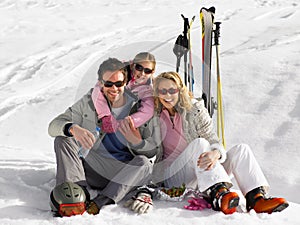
[200,7,215,117]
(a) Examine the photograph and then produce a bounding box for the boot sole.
[272,202,289,213]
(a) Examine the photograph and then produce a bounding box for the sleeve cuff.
[210,143,226,163]
[129,140,145,149]
[64,123,74,137]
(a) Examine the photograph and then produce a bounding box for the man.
[48,58,162,215]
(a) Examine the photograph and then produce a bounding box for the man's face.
[100,70,126,105]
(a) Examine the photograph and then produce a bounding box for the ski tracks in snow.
[222,4,300,56]
[0,27,146,123]
[259,59,300,178]
[0,159,55,218]
[218,1,300,192]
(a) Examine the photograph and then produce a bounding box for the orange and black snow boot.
[245,187,289,214]
[208,182,240,215]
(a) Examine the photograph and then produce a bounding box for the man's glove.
[184,197,211,210]
[124,192,153,214]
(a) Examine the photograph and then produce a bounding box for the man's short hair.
[97,58,128,83]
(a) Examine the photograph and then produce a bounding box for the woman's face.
[157,79,179,112]
[132,61,155,85]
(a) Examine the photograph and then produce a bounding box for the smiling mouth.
[136,76,146,81]
[162,98,174,104]
[108,90,119,97]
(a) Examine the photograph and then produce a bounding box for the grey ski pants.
[53,136,153,203]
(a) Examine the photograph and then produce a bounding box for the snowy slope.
[0,0,299,224]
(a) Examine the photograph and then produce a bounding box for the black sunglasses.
[134,63,154,75]
[158,88,179,95]
[102,80,125,88]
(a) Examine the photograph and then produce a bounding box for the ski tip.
[209,6,216,13]
[200,6,216,14]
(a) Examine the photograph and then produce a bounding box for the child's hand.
[119,116,142,145]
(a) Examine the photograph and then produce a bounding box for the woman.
[92,52,156,133]
[153,71,288,214]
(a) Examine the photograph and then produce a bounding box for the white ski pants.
[164,138,269,195]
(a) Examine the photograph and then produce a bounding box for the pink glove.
[184,197,211,211]
[101,115,119,133]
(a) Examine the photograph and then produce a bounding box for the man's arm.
[48,95,86,137]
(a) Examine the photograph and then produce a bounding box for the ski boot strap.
[207,182,229,211]
[245,186,265,211]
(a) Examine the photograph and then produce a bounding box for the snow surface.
[0,0,300,224]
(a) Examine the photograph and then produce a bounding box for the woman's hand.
[69,124,96,149]
[119,116,142,145]
[197,150,220,170]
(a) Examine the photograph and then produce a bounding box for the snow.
[0,0,299,224]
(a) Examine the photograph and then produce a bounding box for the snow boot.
[245,186,289,214]
[208,182,240,214]
[86,194,114,215]
[86,201,100,215]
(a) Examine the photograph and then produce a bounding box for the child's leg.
[92,84,119,133]
[91,84,111,118]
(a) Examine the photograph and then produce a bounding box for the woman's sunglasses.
[102,80,125,88]
[134,63,154,75]
[158,88,179,95]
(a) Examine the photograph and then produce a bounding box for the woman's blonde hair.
[153,71,193,112]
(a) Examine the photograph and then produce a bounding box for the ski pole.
[173,34,188,74]
[188,16,195,93]
[181,14,189,87]
[214,22,226,149]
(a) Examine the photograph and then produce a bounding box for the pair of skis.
[173,7,226,149]
[200,6,226,149]
[200,7,215,117]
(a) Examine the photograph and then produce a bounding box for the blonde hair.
[153,71,193,112]
[133,52,156,69]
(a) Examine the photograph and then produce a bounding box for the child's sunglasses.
[134,63,154,75]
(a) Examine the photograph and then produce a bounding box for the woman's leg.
[222,143,269,195]
[165,138,232,192]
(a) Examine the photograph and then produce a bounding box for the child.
[92,52,156,133]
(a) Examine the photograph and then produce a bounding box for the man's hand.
[119,116,142,145]
[197,150,220,170]
[69,124,96,149]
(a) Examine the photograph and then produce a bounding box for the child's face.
[132,61,155,85]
